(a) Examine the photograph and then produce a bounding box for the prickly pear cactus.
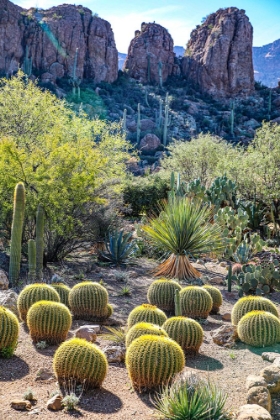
[185,178,206,201]
[147,279,182,311]
[69,282,111,321]
[179,286,213,319]
[231,296,279,326]
[202,285,223,314]
[0,306,19,357]
[126,335,185,391]
[238,311,280,347]
[126,322,168,348]
[127,304,167,329]
[206,175,237,211]
[27,301,72,344]
[17,284,60,321]
[51,283,71,307]
[163,316,203,353]
[53,338,108,389]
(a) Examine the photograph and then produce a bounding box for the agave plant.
[142,198,223,280]
[99,230,138,266]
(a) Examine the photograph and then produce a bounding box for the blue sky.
[14,0,280,52]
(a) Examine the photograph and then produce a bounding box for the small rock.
[104,345,126,363]
[236,404,272,420]
[0,270,8,290]
[246,386,271,412]
[47,394,63,411]
[75,325,99,342]
[35,367,53,381]
[219,261,227,267]
[222,313,231,322]
[262,352,280,363]
[0,290,19,316]
[260,365,280,393]
[273,358,280,368]
[246,375,267,390]
[10,400,32,411]
[210,325,238,347]
[209,276,224,285]
[196,259,204,265]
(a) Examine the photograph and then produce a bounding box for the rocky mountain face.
[181,7,254,97]
[123,22,176,84]
[253,40,280,87]
[0,0,118,83]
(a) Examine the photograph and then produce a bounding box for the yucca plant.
[142,198,223,280]
[99,230,138,266]
[153,372,229,420]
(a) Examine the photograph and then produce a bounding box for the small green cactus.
[27,301,72,344]
[28,239,36,282]
[125,322,168,348]
[9,182,26,286]
[51,283,71,307]
[35,204,45,281]
[127,304,167,329]
[147,279,182,311]
[180,286,213,319]
[163,316,203,353]
[17,283,60,322]
[53,338,108,389]
[231,296,279,326]
[202,285,223,314]
[238,311,280,347]
[126,335,185,391]
[69,282,111,321]
[0,306,19,357]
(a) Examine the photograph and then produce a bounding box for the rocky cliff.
[181,7,254,97]
[0,0,118,83]
[123,22,175,84]
[253,39,280,87]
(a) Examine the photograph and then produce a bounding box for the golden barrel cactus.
[231,296,279,326]
[127,304,167,329]
[180,286,213,319]
[238,311,280,347]
[147,278,182,311]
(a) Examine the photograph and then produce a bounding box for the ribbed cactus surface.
[147,279,182,311]
[9,182,25,286]
[17,283,60,321]
[35,204,45,281]
[127,304,167,329]
[238,311,280,347]
[51,284,71,307]
[53,338,108,389]
[202,285,223,314]
[0,306,19,356]
[126,322,168,348]
[69,282,110,321]
[126,335,185,391]
[163,316,203,353]
[27,301,72,344]
[28,239,36,282]
[180,286,213,319]
[231,296,279,326]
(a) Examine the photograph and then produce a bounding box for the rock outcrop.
[253,39,280,87]
[123,22,175,84]
[181,7,254,97]
[0,0,118,83]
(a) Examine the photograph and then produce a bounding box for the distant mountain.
[253,39,280,87]
[118,53,127,71]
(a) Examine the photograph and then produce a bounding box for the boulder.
[47,394,63,411]
[246,386,271,412]
[210,324,238,347]
[0,270,9,290]
[0,290,19,317]
[246,375,267,390]
[236,404,272,420]
[260,365,280,393]
[139,134,161,153]
[10,400,32,411]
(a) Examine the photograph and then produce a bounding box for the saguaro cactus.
[9,182,26,286]
[36,204,45,281]
[137,103,141,146]
[158,61,163,88]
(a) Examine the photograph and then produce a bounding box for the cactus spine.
[27,301,72,344]
[127,304,167,329]
[69,281,111,321]
[231,296,279,326]
[28,239,36,282]
[35,204,45,281]
[126,335,185,391]
[53,338,108,389]
[238,311,280,347]
[125,322,168,348]
[17,283,60,321]
[163,316,203,353]
[202,285,223,314]
[180,286,213,319]
[50,283,71,307]
[147,279,182,311]
[0,306,19,357]
[9,182,26,287]
[137,103,141,146]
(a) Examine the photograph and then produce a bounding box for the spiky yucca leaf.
[142,198,223,280]
[99,230,138,265]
